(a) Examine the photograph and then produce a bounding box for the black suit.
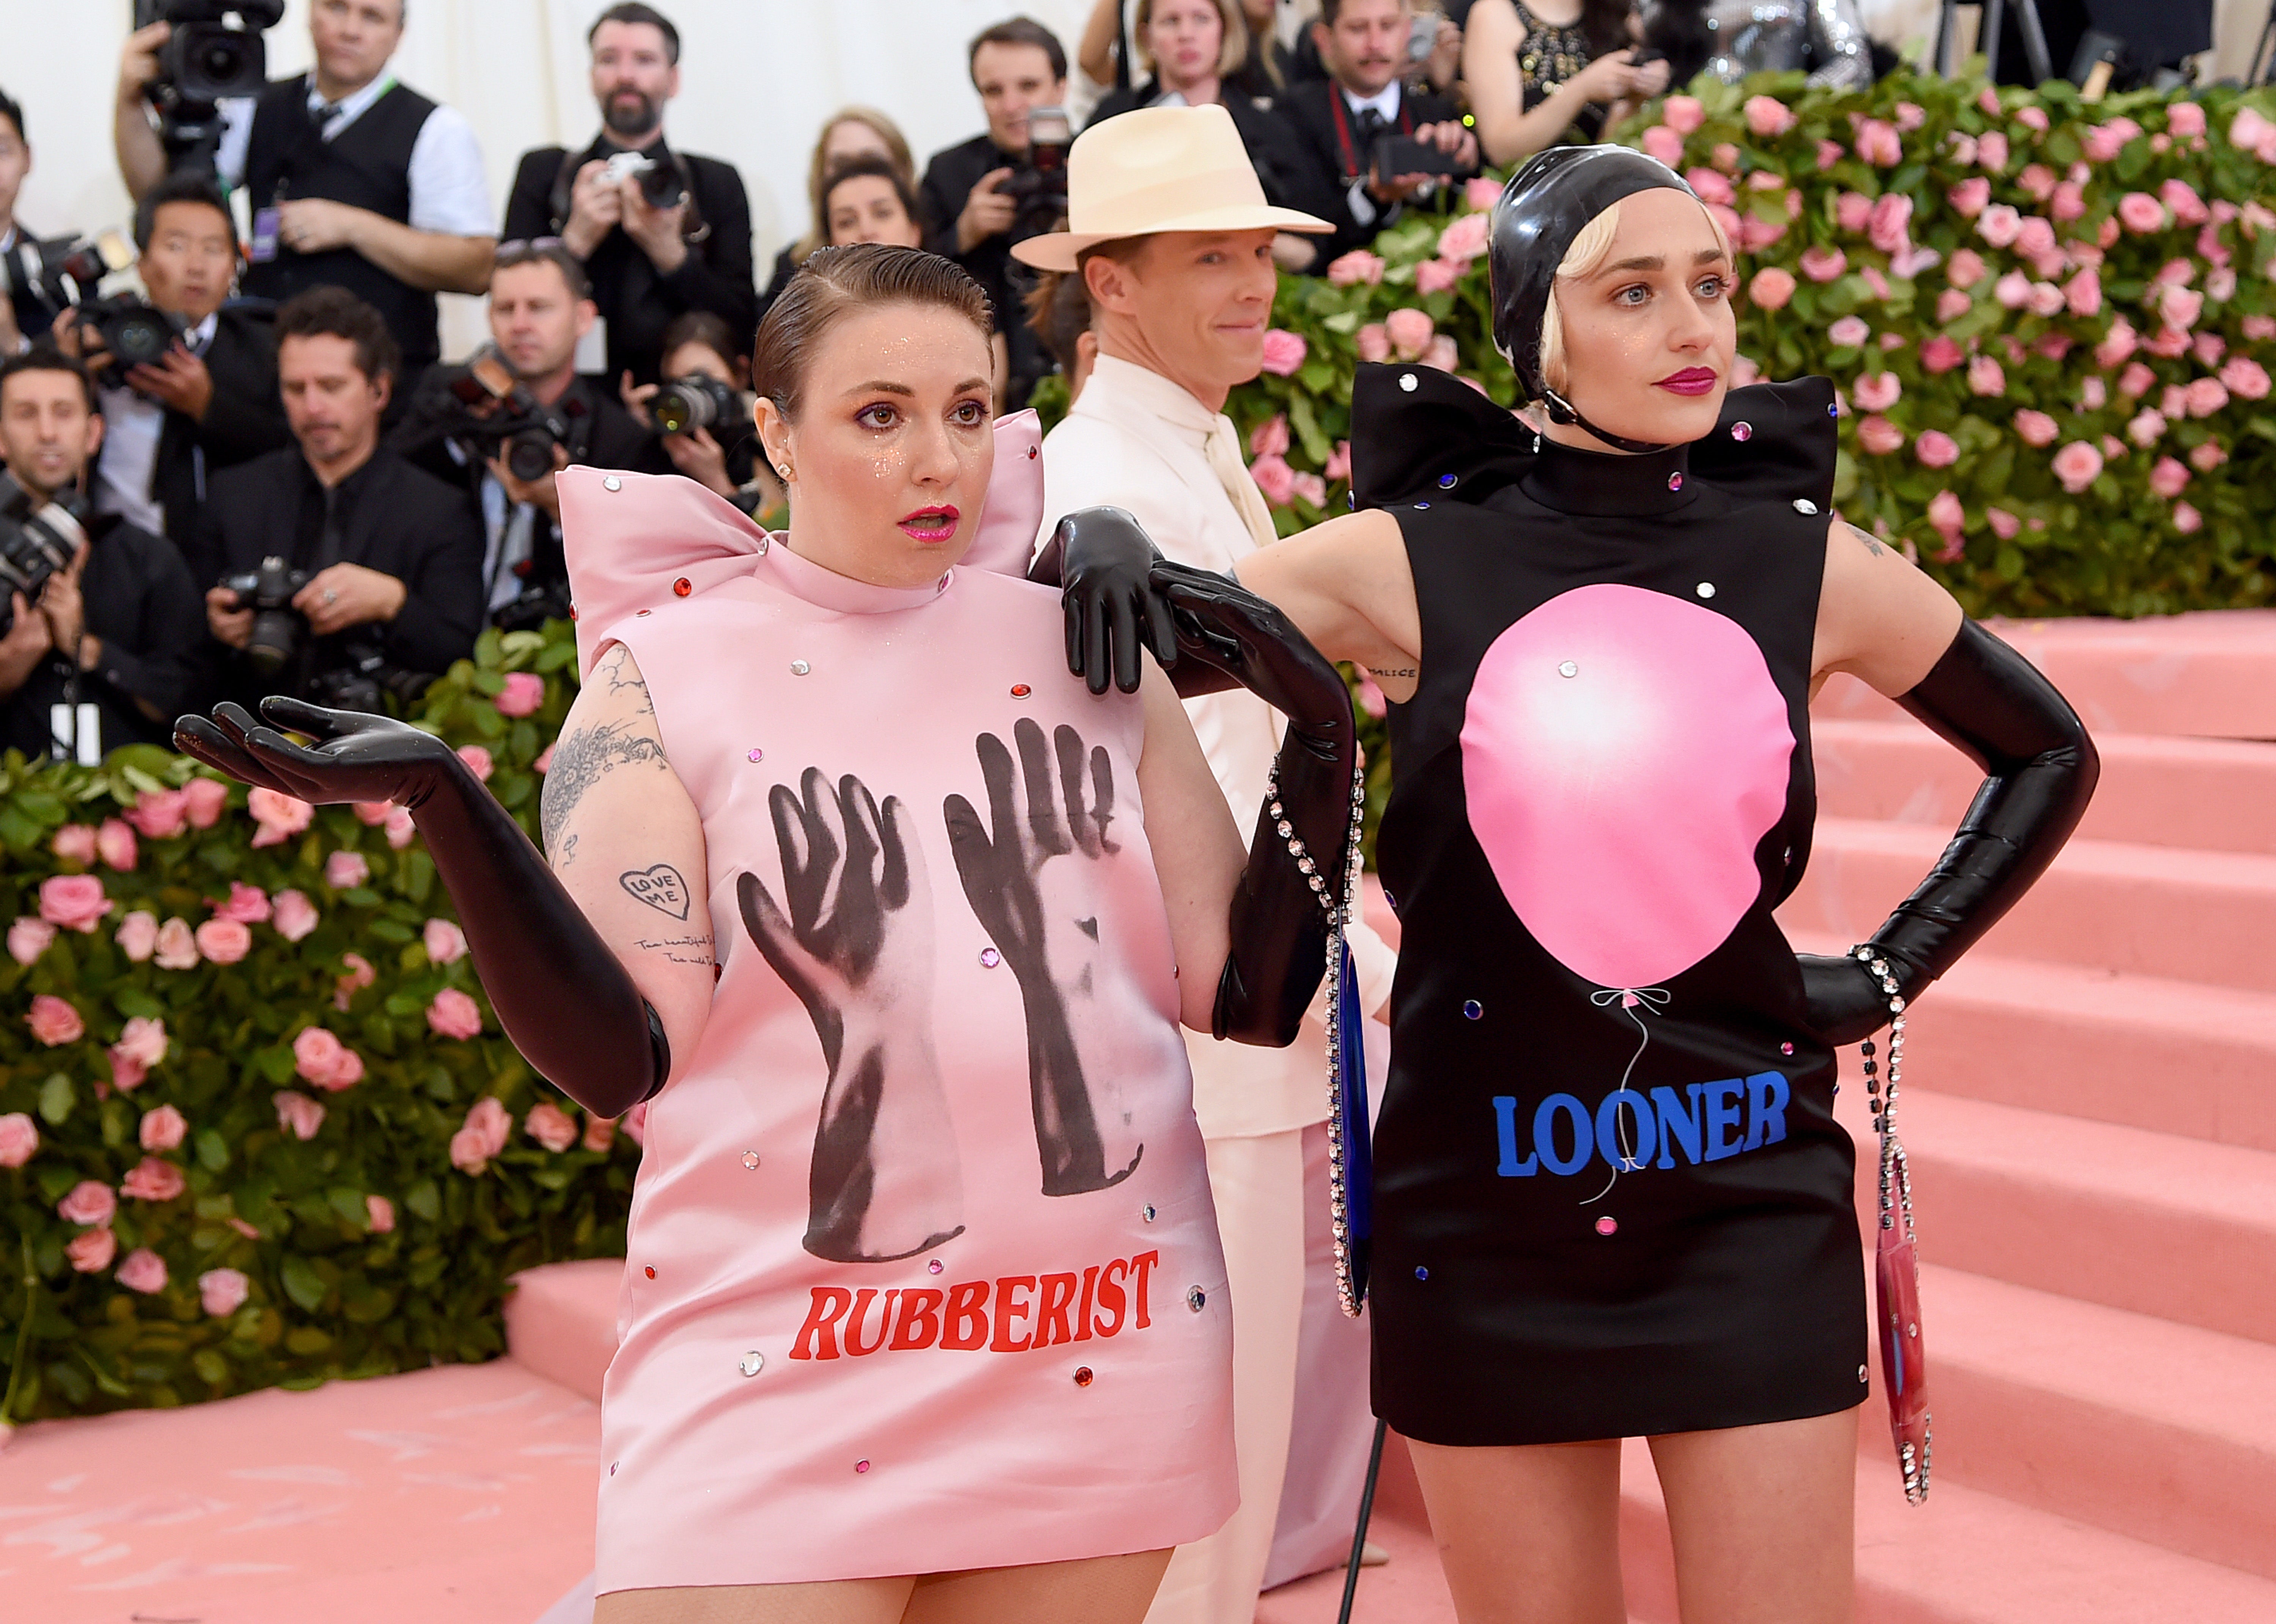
[501,137,759,387]
[918,134,1044,402]
[146,303,291,550]
[189,444,484,704]
[1278,79,1471,270]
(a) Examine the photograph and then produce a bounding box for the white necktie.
[1203,414,1280,553]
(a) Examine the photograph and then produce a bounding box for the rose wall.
[12,68,2276,1422]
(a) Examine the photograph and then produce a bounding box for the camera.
[0,473,89,636]
[78,295,188,383]
[603,149,688,212]
[305,642,430,715]
[218,554,309,673]
[0,231,137,327]
[650,374,746,439]
[135,2,288,172]
[442,349,577,482]
[997,107,1072,239]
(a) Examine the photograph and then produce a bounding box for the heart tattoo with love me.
[621,864,692,920]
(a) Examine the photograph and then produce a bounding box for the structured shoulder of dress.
[1347,363,1839,515]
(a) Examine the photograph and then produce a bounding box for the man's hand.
[276,197,368,256]
[619,173,689,274]
[956,168,1018,255]
[126,344,214,419]
[1417,119,1479,171]
[0,592,54,694]
[205,586,254,650]
[559,159,625,260]
[619,371,656,428]
[489,443,570,521]
[118,20,170,102]
[37,541,90,657]
[294,563,408,636]
[1424,18,1464,90]
[660,426,735,498]
[49,310,111,377]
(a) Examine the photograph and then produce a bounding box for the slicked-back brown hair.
[753,244,992,422]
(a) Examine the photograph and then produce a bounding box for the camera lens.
[508,429,558,484]
[651,383,711,436]
[106,311,173,367]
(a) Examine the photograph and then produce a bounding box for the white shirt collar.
[1342,80,1403,123]
[1076,353,1228,446]
[185,312,219,351]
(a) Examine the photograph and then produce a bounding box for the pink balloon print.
[1461,583,1794,991]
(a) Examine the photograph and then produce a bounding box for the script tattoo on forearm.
[620,864,692,920]
[635,932,715,966]
[1846,521,1888,558]
[539,647,666,858]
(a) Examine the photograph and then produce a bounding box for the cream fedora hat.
[1011,103,1331,273]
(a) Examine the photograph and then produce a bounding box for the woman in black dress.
[1058,147,2095,1621]
[1464,0,1670,165]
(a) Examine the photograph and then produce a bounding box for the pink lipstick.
[1655,366,1720,396]
[898,505,960,543]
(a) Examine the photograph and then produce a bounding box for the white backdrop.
[4,0,2268,358]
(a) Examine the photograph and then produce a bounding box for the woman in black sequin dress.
[1463,0,1671,165]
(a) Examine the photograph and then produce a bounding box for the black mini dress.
[1350,363,1869,1447]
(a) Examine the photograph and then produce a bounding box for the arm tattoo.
[1845,521,1887,558]
[1367,666,1419,679]
[635,932,716,966]
[540,652,668,857]
[620,864,692,920]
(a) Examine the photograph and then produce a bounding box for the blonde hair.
[1134,0,1252,85]
[1537,196,1731,394]
[792,108,916,265]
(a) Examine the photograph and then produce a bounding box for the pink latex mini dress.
[559,417,1235,1596]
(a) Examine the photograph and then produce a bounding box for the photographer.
[500,3,757,389]
[393,240,662,628]
[115,0,496,381]
[0,88,52,355]
[50,172,287,549]
[190,287,479,711]
[1279,0,1479,271]
[0,347,206,761]
[919,16,1072,408]
[619,309,774,518]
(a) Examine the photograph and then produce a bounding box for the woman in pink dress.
[173,243,1365,1622]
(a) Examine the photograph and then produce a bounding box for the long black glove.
[1801,620,2098,1044]
[1049,508,1359,1047]
[174,698,670,1119]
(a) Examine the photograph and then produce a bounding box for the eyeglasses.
[495,237,568,265]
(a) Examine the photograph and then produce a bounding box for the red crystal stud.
[1011,683,1032,698]
[673,577,692,597]
[1073,1366,1095,1387]
[1594,1217,1618,1236]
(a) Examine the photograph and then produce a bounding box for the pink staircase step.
[1895,1264,2276,1578]
[1851,1088,2276,1347]
[1812,720,2276,854]
[1782,820,2276,994]
[1618,1440,2276,1624]
[503,1258,623,1405]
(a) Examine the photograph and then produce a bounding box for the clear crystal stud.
[1793,498,1819,515]
[790,660,811,675]
[739,1351,765,1377]
[603,476,622,492]
[1696,582,1716,598]
[1558,660,1578,678]
[1399,372,1418,392]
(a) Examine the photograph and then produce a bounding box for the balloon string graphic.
[1581,986,1671,1204]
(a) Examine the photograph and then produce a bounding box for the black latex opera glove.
[1800,620,2098,1045]
[174,698,669,1118]
[1045,506,1192,696]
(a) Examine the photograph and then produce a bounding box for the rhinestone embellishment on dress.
[1793,498,1820,515]
[1399,372,1418,392]
[1595,1217,1619,1236]
[603,476,622,492]
[1731,421,1753,442]
[742,1150,760,1169]
[790,660,811,675]
[1558,660,1578,678]
[1696,582,1715,598]
[1186,1286,1207,1312]
[739,1351,765,1377]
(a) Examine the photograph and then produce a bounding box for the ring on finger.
[323,589,338,605]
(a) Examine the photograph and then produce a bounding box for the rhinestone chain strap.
[1267,755,1371,1315]
[1855,946,1932,1505]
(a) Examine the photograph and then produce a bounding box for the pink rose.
[2013,409,2060,447]
[456,745,494,784]
[1413,257,1460,295]
[110,910,156,963]
[1437,211,1491,264]
[294,1025,366,1090]
[2220,357,2272,401]
[583,1115,618,1153]
[1989,270,2028,311]
[59,1179,117,1226]
[2144,326,2191,360]
[1856,415,1906,455]
[2016,164,2056,203]
[116,1247,168,1294]
[2160,179,2209,227]
[1947,131,1979,165]
[67,1228,117,1273]
[212,881,271,924]
[468,1096,512,1157]
[2127,409,2168,447]
[1915,430,1960,468]
[247,787,314,848]
[1248,413,1290,460]
[1249,452,1296,506]
[1464,176,1503,211]
[2015,216,2057,262]
[2116,192,2166,234]
[272,888,320,942]
[2117,361,2156,399]
[2025,281,2065,318]
[96,820,138,872]
[2183,377,2230,418]
[2082,125,2127,165]
[1977,205,2022,248]
[1946,248,1987,290]
[1745,170,1784,194]
[273,1090,327,1141]
[427,987,484,1041]
[1707,202,1743,246]
[622,1101,648,1147]
[1423,334,1461,375]
[1932,288,1970,325]
[385,807,415,850]
[2173,501,2203,534]
[2059,267,2102,319]
[525,1101,580,1153]
[8,917,55,965]
[1988,507,2022,540]
[2051,440,2105,493]
[2206,266,2237,302]
[1324,440,1351,482]
[1919,335,1965,375]
[1967,356,2006,397]
[2079,377,2107,412]
[324,850,371,892]
[28,994,84,1046]
[1894,101,1926,133]
[1738,94,1795,138]
[0,1111,36,1168]
[2102,433,2126,459]
[2148,454,2192,496]
[1798,245,1847,283]
[1978,130,2009,171]
[196,918,251,965]
[1737,213,1787,252]
[1662,95,1705,135]
[2096,320,2138,369]
[140,1104,187,1151]
[1817,139,1845,171]
[1867,193,1913,254]
[532,743,553,774]
[183,777,228,828]
[1852,372,1901,412]
[366,1193,396,1232]
[40,874,112,933]
[114,1015,168,1070]
[1685,166,1734,207]
[2017,106,2048,133]
[449,1127,492,1172]
[52,823,97,864]
[2051,180,2086,223]
[1326,248,1385,286]
[495,671,545,718]
[2159,286,2204,333]
[2168,103,2206,140]
[1855,119,1902,167]
[1947,176,1991,218]
[1258,329,1307,377]
[1384,308,1436,360]
[1355,323,1391,364]
[1639,125,1683,167]
[2190,440,2228,472]
[1834,191,1872,233]
[1927,488,1965,541]
[1826,315,1870,349]
[2162,385,2188,419]
[335,952,377,1011]
[1747,267,1796,310]
[199,1267,250,1317]
[154,916,199,971]
[126,788,189,839]
[353,801,393,826]
[122,1156,186,1202]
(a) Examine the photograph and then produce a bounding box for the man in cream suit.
[1017,105,1395,1624]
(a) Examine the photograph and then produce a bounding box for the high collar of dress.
[1520,433,1696,518]
[762,533,951,615]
